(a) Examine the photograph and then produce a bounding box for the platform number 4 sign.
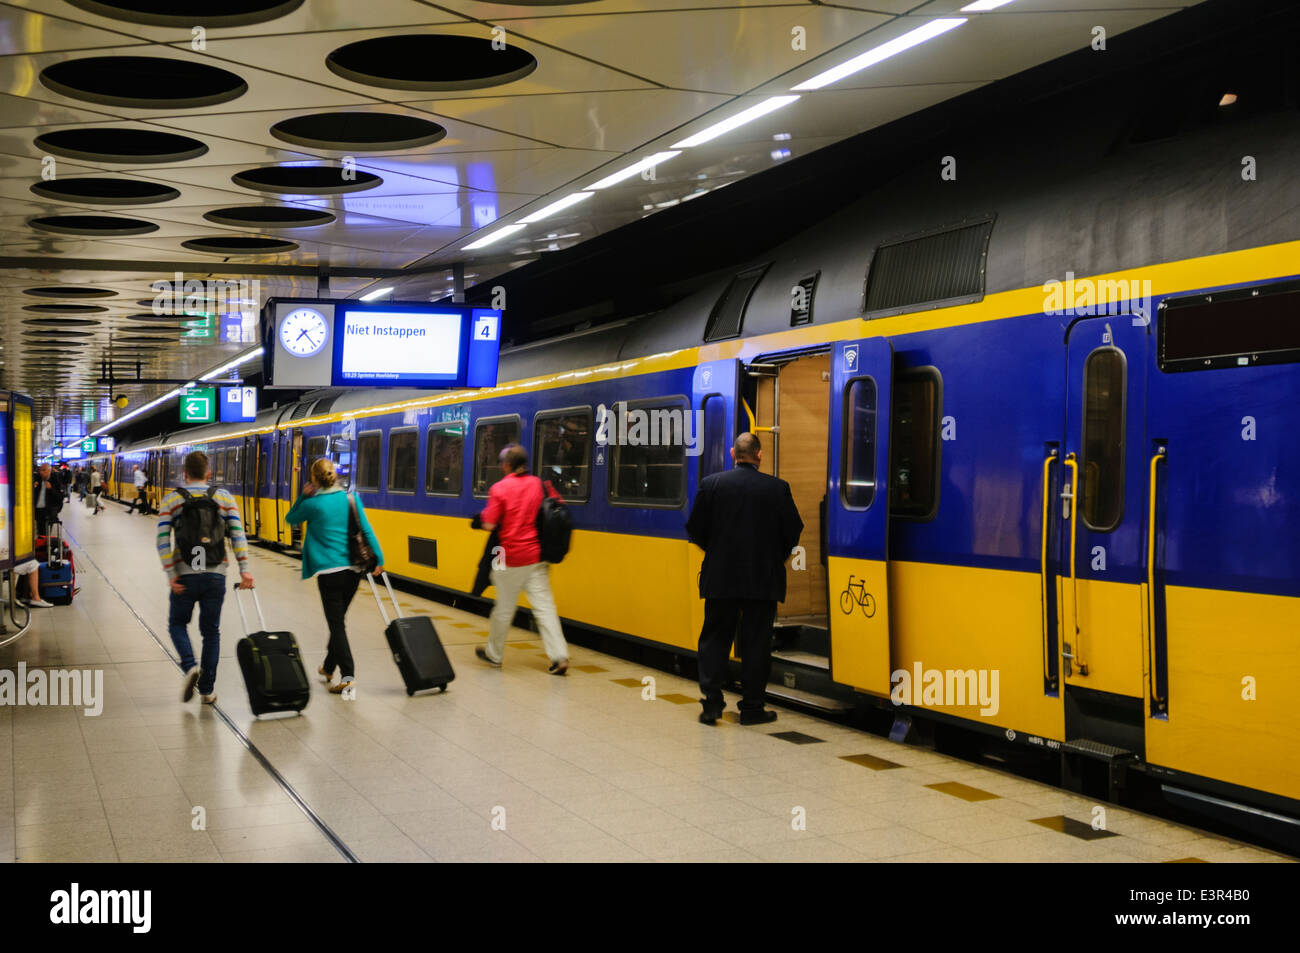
[474,314,499,341]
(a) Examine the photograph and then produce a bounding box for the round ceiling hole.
[22,303,110,314]
[63,0,305,28]
[23,286,117,299]
[231,165,381,195]
[34,128,207,164]
[23,318,103,327]
[269,112,446,152]
[31,177,180,205]
[40,56,248,110]
[181,236,298,254]
[28,215,159,237]
[203,206,334,228]
[325,35,538,92]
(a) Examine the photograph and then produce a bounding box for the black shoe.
[475,646,501,667]
[699,699,723,725]
[739,709,778,726]
[548,659,568,676]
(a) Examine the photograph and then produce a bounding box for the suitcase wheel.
[438,684,447,692]
[406,688,414,697]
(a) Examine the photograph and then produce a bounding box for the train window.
[890,368,942,520]
[427,422,465,496]
[305,437,326,486]
[842,378,878,509]
[388,429,418,493]
[226,449,237,485]
[698,395,727,484]
[534,409,592,502]
[1080,347,1126,531]
[608,399,687,507]
[472,417,520,497]
[355,431,381,490]
[213,451,225,483]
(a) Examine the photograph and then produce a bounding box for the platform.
[0,501,1290,864]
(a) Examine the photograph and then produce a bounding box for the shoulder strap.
[205,486,218,500]
[176,487,192,501]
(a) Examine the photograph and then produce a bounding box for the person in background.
[686,432,804,726]
[126,465,149,514]
[88,464,103,515]
[34,463,64,537]
[157,451,254,705]
[474,443,570,675]
[284,458,384,697]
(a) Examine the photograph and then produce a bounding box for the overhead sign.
[97,436,116,453]
[219,386,258,423]
[261,297,501,390]
[80,438,96,453]
[180,387,215,423]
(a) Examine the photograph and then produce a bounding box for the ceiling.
[0,0,1201,438]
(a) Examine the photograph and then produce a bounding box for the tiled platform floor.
[0,500,1291,863]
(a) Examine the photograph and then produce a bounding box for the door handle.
[1061,452,1087,676]
[1039,449,1059,689]
[1147,446,1167,711]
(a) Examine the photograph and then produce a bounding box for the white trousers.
[486,562,568,664]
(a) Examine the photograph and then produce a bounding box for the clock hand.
[296,328,312,341]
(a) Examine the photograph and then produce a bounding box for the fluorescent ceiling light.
[199,346,265,381]
[519,192,594,224]
[670,97,800,149]
[791,19,967,91]
[359,286,393,301]
[585,152,682,190]
[960,1,1014,11]
[461,223,527,251]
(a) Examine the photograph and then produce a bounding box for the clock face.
[280,308,328,357]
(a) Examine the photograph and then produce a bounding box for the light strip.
[198,346,264,381]
[359,286,393,301]
[585,152,681,190]
[790,18,967,91]
[518,192,594,224]
[960,1,1014,11]
[670,97,799,149]
[461,223,527,251]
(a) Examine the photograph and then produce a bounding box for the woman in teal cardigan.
[285,458,385,695]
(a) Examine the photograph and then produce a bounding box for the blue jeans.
[168,573,226,695]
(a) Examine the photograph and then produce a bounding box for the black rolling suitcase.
[232,584,310,717]
[369,572,454,695]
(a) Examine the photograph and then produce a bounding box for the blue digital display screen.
[331,302,501,389]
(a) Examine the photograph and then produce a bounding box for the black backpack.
[174,487,227,571]
[535,480,573,564]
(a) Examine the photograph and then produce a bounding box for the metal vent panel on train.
[863,218,994,317]
[704,264,770,342]
[408,537,438,569]
[790,272,818,326]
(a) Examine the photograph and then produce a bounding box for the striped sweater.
[156,482,250,578]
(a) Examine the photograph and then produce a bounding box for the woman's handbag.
[346,493,378,573]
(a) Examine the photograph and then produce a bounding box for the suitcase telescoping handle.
[231,582,268,635]
[365,571,404,625]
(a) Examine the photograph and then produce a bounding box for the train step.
[764,683,855,714]
[771,649,829,671]
[1061,738,1138,762]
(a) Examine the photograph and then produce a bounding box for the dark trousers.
[697,597,776,713]
[318,570,362,679]
[127,488,148,513]
[168,573,225,695]
[36,507,56,537]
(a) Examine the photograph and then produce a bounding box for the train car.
[115,104,1300,834]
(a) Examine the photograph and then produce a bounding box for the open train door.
[826,337,894,696]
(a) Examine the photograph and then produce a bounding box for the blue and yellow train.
[93,114,1300,834]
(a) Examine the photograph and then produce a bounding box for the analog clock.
[279,307,329,358]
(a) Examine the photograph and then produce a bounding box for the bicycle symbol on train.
[838,574,876,618]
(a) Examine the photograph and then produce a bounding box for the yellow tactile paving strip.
[0,503,1292,863]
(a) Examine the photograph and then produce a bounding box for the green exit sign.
[81,438,96,453]
[179,387,215,423]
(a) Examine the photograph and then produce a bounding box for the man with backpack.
[474,443,571,675]
[156,450,254,704]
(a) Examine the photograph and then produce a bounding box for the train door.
[1059,315,1149,752]
[288,429,303,548]
[742,353,832,680]
[243,436,258,536]
[825,338,894,695]
[271,432,285,544]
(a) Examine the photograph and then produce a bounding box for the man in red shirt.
[476,444,570,674]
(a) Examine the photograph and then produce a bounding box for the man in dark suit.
[35,463,65,536]
[686,432,804,726]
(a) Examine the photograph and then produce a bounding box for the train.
[88,93,1300,837]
